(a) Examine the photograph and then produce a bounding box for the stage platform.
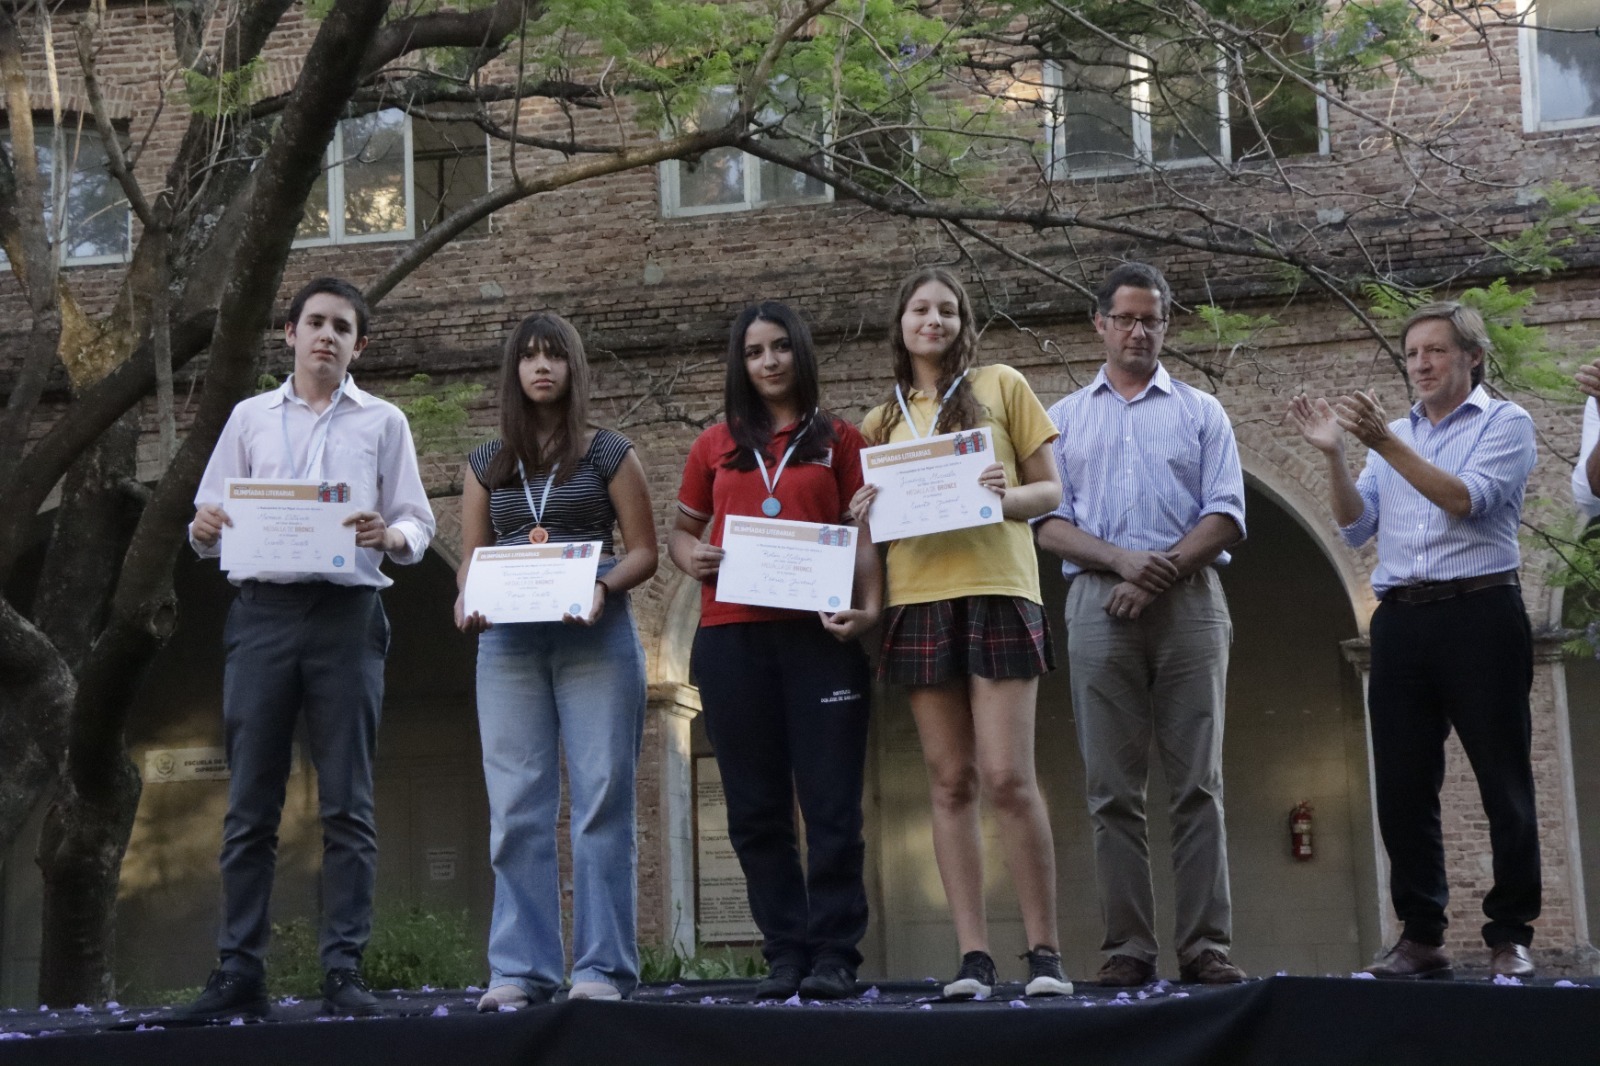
[0,975,1596,1065]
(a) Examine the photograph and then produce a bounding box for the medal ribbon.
[518,459,559,533]
[894,369,968,439]
[280,377,348,480]
[753,414,813,505]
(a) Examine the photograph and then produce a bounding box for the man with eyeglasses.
[1036,262,1248,987]
[1289,302,1539,980]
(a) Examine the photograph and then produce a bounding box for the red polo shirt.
[677,417,865,626]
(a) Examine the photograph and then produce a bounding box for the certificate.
[463,541,603,623]
[219,478,358,574]
[860,427,1002,543]
[715,516,856,613]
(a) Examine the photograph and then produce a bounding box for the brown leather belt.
[1382,570,1519,606]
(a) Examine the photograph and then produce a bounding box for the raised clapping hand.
[1576,357,1600,400]
[191,503,232,546]
[1331,390,1392,449]
[1287,394,1344,455]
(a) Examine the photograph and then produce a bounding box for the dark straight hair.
[721,301,836,471]
[287,276,370,339]
[485,312,591,489]
[868,266,983,444]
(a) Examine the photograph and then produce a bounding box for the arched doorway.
[867,482,1373,982]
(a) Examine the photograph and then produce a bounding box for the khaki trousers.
[1065,568,1233,965]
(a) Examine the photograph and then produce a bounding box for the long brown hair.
[721,301,836,471]
[869,267,984,444]
[485,312,591,489]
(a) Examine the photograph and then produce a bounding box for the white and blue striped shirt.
[1572,398,1600,520]
[1341,385,1535,596]
[1041,364,1246,578]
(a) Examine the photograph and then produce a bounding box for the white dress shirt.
[1573,398,1600,521]
[192,374,436,587]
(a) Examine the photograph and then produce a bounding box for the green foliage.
[391,373,486,454]
[1178,304,1278,353]
[1363,277,1572,398]
[638,943,764,983]
[183,57,267,118]
[1493,181,1600,276]
[265,906,481,997]
[257,373,281,394]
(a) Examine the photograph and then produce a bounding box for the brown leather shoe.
[1097,954,1156,987]
[1179,948,1247,984]
[1364,939,1453,980]
[1490,943,1535,979]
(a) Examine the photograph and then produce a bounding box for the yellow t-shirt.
[861,363,1059,606]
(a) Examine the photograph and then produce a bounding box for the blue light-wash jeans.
[474,569,646,999]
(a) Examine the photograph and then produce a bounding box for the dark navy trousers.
[217,581,389,977]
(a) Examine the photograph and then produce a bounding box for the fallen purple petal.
[72,1004,91,1014]
[1492,974,1523,987]
[1007,999,1029,1009]
[1555,980,1578,988]
[861,986,881,1001]
[105,1001,121,1011]
[229,1017,246,1026]
[279,996,302,1006]
[0,1032,33,1041]
[1350,972,1377,980]
[432,1005,450,1017]
[918,1004,932,1011]
[782,994,802,1007]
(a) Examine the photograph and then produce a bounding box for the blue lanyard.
[518,459,559,528]
[894,370,967,438]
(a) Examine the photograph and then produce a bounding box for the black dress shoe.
[799,961,857,1000]
[1490,943,1535,978]
[1364,939,1453,980]
[169,969,271,1022]
[322,968,379,1015]
[754,962,805,1000]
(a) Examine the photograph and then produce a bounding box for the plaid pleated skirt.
[877,595,1055,685]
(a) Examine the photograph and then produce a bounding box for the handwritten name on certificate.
[860,427,1002,543]
[220,479,358,574]
[463,542,603,624]
[716,517,856,613]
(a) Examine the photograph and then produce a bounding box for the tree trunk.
[31,413,156,1006]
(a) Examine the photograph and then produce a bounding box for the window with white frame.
[297,108,491,245]
[1,122,131,265]
[660,86,831,217]
[1521,0,1600,131]
[1046,30,1325,178]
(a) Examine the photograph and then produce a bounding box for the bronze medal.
[529,526,549,544]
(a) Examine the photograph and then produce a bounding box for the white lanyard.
[894,370,967,439]
[518,459,559,543]
[280,380,346,480]
[753,415,813,518]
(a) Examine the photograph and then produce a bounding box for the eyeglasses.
[1104,314,1168,334]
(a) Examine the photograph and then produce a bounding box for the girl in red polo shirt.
[670,301,881,1001]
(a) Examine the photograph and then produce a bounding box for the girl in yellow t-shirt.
[852,267,1069,1001]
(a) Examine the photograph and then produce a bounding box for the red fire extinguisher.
[1290,801,1313,861]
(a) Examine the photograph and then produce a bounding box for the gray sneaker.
[942,950,997,1000]
[1022,946,1074,996]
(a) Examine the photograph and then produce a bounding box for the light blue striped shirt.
[1340,385,1534,596]
[1041,364,1246,577]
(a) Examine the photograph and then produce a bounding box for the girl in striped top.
[455,312,658,1007]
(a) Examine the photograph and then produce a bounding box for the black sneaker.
[321,967,379,1015]
[754,962,805,1000]
[799,960,857,1000]
[942,950,997,1000]
[1021,946,1073,996]
[169,969,270,1022]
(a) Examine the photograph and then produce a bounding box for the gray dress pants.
[1065,568,1233,966]
[217,581,388,977]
